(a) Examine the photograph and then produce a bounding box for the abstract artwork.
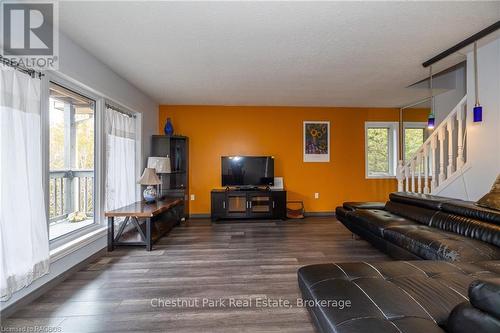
[303,121,330,162]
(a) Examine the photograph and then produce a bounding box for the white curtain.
[0,70,49,301]
[105,107,137,211]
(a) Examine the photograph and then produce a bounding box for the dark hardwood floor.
[3,217,391,332]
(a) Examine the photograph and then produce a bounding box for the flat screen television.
[221,156,274,187]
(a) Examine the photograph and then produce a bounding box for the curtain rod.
[0,56,44,79]
[105,103,136,118]
[422,20,500,68]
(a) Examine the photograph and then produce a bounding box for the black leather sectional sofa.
[338,192,500,262]
[298,192,500,333]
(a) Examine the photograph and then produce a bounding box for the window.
[365,122,398,178]
[404,122,427,162]
[48,82,96,240]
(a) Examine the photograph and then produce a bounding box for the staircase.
[397,95,468,194]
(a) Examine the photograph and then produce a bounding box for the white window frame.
[42,73,142,250]
[403,122,427,162]
[43,74,103,249]
[365,122,399,179]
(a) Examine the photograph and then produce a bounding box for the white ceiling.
[59,1,500,107]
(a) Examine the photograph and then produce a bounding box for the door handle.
[249,201,252,209]
[223,201,226,209]
[272,201,275,208]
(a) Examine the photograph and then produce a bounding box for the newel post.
[396,160,404,192]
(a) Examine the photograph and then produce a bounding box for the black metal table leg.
[108,216,114,251]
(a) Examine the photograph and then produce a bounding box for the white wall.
[57,32,158,163]
[0,32,158,312]
[436,38,500,200]
[434,66,466,126]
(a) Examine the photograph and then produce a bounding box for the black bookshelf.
[151,135,189,218]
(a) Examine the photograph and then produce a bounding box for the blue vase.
[143,186,157,203]
[164,118,174,135]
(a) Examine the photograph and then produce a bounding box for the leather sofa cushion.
[441,201,500,225]
[384,201,437,225]
[454,260,500,275]
[343,209,500,262]
[447,302,500,333]
[348,209,418,237]
[430,211,500,247]
[389,192,457,210]
[469,278,500,319]
[447,277,500,333]
[332,317,444,333]
[298,262,444,331]
[343,202,386,211]
[336,213,423,260]
[298,261,500,333]
[383,225,500,262]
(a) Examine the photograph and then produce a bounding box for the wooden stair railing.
[397,95,467,194]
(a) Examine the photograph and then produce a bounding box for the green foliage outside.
[50,108,94,170]
[49,108,65,170]
[49,98,94,220]
[367,126,426,177]
[367,128,389,175]
[405,128,425,162]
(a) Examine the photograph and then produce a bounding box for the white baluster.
[417,152,422,193]
[396,160,404,192]
[423,144,430,194]
[456,104,465,169]
[405,164,410,192]
[430,135,438,192]
[410,158,416,193]
[447,117,455,176]
[438,126,446,184]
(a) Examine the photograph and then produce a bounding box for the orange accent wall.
[159,105,427,215]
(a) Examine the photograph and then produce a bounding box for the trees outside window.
[404,123,427,162]
[365,122,398,178]
[48,82,96,240]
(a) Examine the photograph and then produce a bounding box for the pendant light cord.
[473,42,480,106]
[429,65,434,116]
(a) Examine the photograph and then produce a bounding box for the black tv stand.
[211,188,286,221]
[226,186,271,191]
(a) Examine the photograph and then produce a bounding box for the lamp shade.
[147,156,171,173]
[138,168,161,185]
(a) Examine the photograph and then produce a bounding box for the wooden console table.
[105,198,182,251]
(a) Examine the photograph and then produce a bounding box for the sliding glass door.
[48,82,96,240]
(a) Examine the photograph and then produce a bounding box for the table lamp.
[138,168,161,203]
[147,156,171,197]
[147,156,171,173]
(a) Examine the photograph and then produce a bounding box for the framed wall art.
[303,121,330,162]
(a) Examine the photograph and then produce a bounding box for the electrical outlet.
[314,192,320,199]
[190,194,195,201]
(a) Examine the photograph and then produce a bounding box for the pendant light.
[473,42,483,122]
[427,66,436,129]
